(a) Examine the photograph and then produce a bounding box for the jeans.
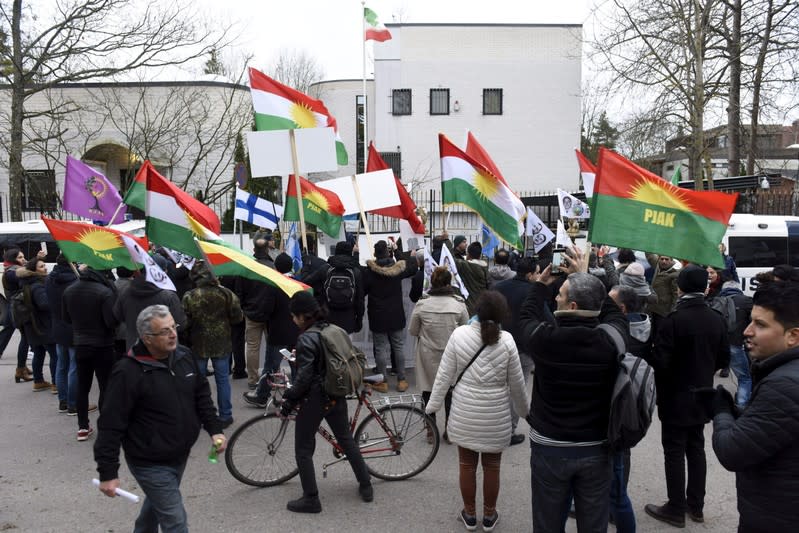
[729,344,752,407]
[127,458,188,533]
[31,343,56,383]
[197,357,231,421]
[244,318,267,385]
[610,451,636,533]
[55,345,77,407]
[531,443,611,533]
[75,345,114,430]
[294,385,370,496]
[372,330,405,380]
[661,422,706,513]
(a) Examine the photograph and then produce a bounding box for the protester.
[519,246,626,533]
[95,305,225,531]
[16,257,56,392]
[716,274,754,408]
[182,261,244,429]
[323,241,364,334]
[649,255,680,332]
[114,272,185,351]
[618,261,657,312]
[45,253,78,413]
[707,281,799,532]
[456,242,490,316]
[452,235,468,260]
[279,291,372,513]
[643,265,730,528]
[706,266,723,300]
[112,267,135,362]
[426,290,528,532]
[1,248,32,381]
[409,266,469,443]
[487,249,515,284]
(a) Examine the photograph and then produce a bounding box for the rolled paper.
[92,478,141,503]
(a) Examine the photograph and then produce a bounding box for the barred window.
[483,88,503,115]
[380,151,401,180]
[430,88,449,115]
[392,89,412,116]
[22,169,57,211]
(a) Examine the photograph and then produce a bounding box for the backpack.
[311,323,366,397]
[599,324,657,451]
[324,266,356,309]
[10,285,39,333]
[709,295,738,335]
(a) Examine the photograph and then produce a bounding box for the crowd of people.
[3,228,798,532]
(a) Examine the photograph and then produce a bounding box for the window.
[380,151,401,180]
[728,236,788,268]
[429,88,449,115]
[483,88,503,115]
[22,169,57,211]
[392,89,412,116]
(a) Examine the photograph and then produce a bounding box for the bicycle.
[225,371,440,487]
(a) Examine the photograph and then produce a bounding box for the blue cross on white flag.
[234,187,283,230]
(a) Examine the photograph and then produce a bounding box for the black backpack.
[324,266,356,309]
[709,295,738,336]
[10,285,39,333]
[599,324,657,451]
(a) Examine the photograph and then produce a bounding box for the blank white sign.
[246,128,338,176]
[318,169,400,215]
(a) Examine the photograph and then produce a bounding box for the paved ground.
[0,331,741,532]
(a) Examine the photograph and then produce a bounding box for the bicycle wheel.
[354,404,439,481]
[225,412,298,487]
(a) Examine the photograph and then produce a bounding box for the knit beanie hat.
[453,235,467,248]
[289,290,319,316]
[625,262,645,277]
[335,241,353,256]
[274,252,293,274]
[677,265,708,293]
[374,240,388,258]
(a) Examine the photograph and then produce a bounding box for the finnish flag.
[234,187,283,229]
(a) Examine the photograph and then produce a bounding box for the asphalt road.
[0,331,741,532]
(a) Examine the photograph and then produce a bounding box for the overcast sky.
[195,0,592,81]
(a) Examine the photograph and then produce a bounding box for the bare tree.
[0,0,230,220]
[268,48,325,95]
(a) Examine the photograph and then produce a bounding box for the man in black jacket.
[114,273,186,350]
[95,305,225,532]
[644,265,730,528]
[708,281,799,533]
[323,241,364,334]
[519,248,627,533]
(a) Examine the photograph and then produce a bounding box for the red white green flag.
[41,217,149,271]
[575,149,598,198]
[144,165,221,257]
[248,67,348,165]
[439,134,525,249]
[366,142,425,234]
[589,148,738,267]
[364,7,392,42]
[284,175,345,238]
[121,161,151,212]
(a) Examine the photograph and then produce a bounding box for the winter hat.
[677,265,708,293]
[625,262,645,277]
[374,240,389,258]
[274,252,293,274]
[335,241,353,256]
[620,262,651,297]
[289,290,320,316]
[453,235,467,248]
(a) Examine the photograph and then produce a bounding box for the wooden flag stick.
[288,129,309,253]
[109,202,125,225]
[351,174,374,258]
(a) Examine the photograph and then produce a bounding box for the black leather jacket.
[281,322,327,407]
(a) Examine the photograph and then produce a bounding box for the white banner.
[557,188,591,219]
[121,236,177,292]
[438,244,469,300]
[525,208,555,253]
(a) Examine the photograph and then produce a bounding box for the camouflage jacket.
[181,271,244,359]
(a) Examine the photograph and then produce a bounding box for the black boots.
[359,483,373,502]
[287,494,322,514]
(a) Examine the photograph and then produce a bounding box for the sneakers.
[644,503,685,528]
[77,427,94,442]
[370,381,389,394]
[243,391,268,408]
[482,512,499,532]
[396,379,409,392]
[33,381,52,392]
[59,401,68,413]
[358,483,373,502]
[67,404,97,416]
[286,495,322,513]
[460,510,477,531]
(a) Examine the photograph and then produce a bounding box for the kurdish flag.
[589,148,738,268]
[41,217,148,271]
[364,6,392,42]
[284,175,345,238]
[248,67,348,165]
[439,134,525,249]
[197,239,310,297]
[145,166,221,257]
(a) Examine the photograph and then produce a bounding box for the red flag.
[366,142,426,235]
[575,149,598,197]
[464,131,512,189]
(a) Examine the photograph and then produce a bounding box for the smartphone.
[551,248,567,274]
[40,241,48,255]
[279,348,294,361]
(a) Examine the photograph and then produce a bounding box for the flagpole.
[351,174,374,258]
[361,0,368,174]
[289,129,309,252]
[109,201,125,225]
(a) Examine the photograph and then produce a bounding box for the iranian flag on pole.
[145,167,221,257]
[284,175,345,238]
[589,148,738,267]
[439,134,525,249]
[364,6,392,42]
[575,149,598,198]
[248,67,348,165]
[42,217,148,270]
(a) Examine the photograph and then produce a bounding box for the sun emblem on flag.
[473,168,499,200]
[290,102,318,129]
[77,229,122,250]
[630,176,693,212]
[304,190,329,210]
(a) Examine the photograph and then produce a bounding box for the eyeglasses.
[146,324,179,337]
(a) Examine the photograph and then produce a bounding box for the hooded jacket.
[114,275,186,350]
[626,312,653,360]
[363,256,417,333]
[94,342,222,481]
[45,263,78,346]
[62,268,117,347]
[324,253,365,333]
[488,264,515,285]
[455,257,489,316]
[181,266,243,358]
[16,267,51,346]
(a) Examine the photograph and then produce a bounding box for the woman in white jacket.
[426,290,529,532]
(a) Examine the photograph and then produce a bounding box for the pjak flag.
[234,187,282,230]
[41,217,148,271]
[575,149,598,198]
[525,208,555,253]
[284,174,345,238]
[63,156,126,224]
[557,188,591,219]
[589,148,738,268]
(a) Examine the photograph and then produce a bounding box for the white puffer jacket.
[426,322,529,453]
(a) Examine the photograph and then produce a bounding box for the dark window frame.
[392,89,412,116]
[429,88,450,115]
[22,169,57,211]
[482,88,503,115]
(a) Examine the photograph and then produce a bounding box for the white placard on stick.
[318,169,400,216]
[246,128,338,177]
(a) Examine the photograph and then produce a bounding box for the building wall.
[370,24,582,193]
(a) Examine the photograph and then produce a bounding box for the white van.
[722,214,799,295]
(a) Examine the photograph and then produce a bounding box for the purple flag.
[63,155,126,223]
